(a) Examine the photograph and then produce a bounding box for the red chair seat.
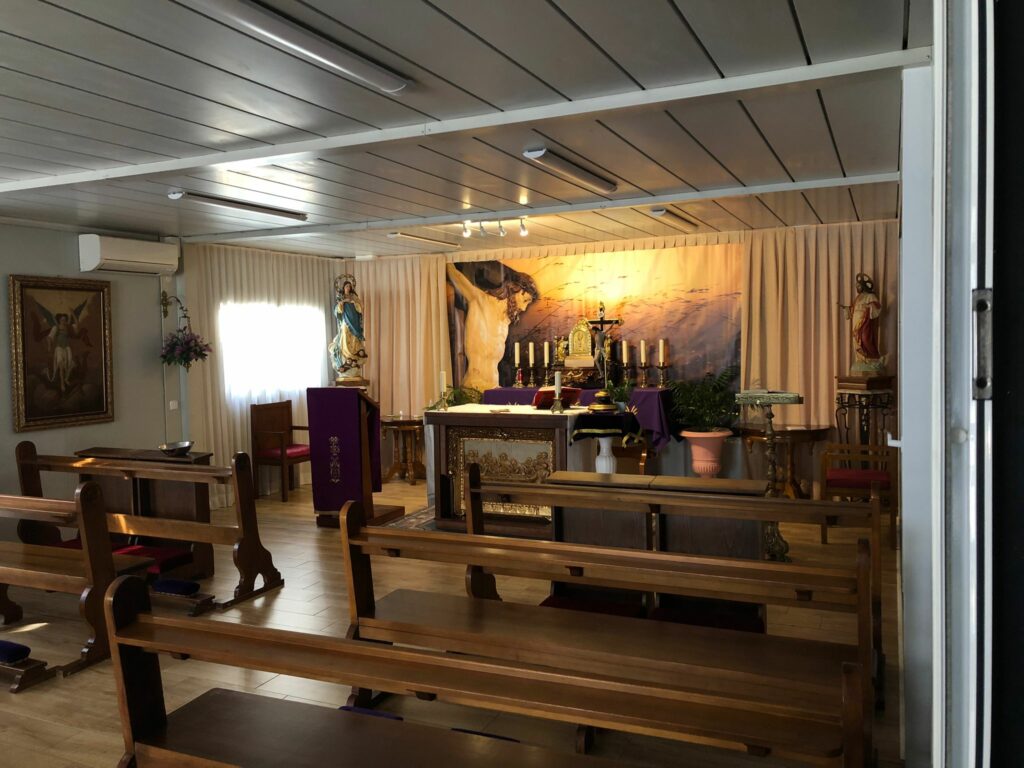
[826,467,892,490]
[256,443,310,460]
[114,545,193,576]
[56,536,82,549]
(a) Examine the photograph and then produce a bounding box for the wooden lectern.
[306,387,404,528]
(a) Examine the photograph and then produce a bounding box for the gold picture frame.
[9,275,114,432]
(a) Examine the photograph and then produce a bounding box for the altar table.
[424,404,589,538]
[482,386,674,452]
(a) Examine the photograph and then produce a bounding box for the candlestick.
[513,341,520,367]
[543,340,550,367]
[528,341,535,367]
[439,370,447,410]
[544,362,553,386]
[639,339,647,366]
[551,370,564,413]
[658,338,666,366]
[656,362,670,387]
[528,365,537,388]
[638,364,649,389]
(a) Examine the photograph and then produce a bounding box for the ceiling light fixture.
[167,189,308,221]
[387,232,461,249]
[519,218,529,237]
[522,147,618,195]
[478,222,486,237]
[648,206,699,233]
[462,221,472,238]
[181,0,408,93]
[498,221,507,237]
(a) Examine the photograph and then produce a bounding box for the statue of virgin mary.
[329,274,367,383]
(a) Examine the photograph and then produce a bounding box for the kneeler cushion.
[152,579,201,597]
[115,545,192,575]
[0,641,31,664]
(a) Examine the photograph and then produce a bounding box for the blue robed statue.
[329,274,367,382]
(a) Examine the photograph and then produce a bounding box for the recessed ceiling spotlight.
[522,147,617,195]
[648,206,699,233]
[180,0,409,93]
[167,189,308,221]
[462,221,472,238]
[519,218,529,237]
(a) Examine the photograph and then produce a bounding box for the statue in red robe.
[849,273,887,373]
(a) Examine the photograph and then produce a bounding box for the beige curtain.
[182,243,450,502]
[741,220,899,428]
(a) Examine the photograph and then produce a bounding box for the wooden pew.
[341,496,874,765]
[478,474,884,667]
[0,483,152,690]
[106,574,867,767]
[16,442,282,610]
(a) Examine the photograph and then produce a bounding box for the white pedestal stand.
[595,436,617,474]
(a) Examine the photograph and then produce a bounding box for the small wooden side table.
[738,424,832,499]
[382,416,426,485]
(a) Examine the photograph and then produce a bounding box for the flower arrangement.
[160,292,212,371]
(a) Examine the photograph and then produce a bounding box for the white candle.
[543,341,550,367]
[440,370,446,398]
[528,341,535,366]
[639,339,647,366]
[621,339,628,365]
[658,339,666,366]
[554,370,562,398]
[514,342,520,366]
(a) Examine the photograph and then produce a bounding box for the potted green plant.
[605,379,634,410]
[669,365,740,478]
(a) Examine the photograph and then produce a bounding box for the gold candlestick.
[656,363,670,388]
[638,364,650,389]
[528,365,537,388]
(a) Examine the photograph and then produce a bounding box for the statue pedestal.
[334,377,369,388]
[836,375,895,445]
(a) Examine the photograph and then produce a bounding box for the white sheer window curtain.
[182,244,451,505]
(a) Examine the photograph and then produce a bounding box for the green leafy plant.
[426,385,483,410]
[669,365,740,432]
[606,379,634,404]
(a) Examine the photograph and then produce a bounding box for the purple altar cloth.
[306,387,382,513]
[481,386,674,451]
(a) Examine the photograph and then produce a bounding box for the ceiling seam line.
[33,0,389,130]
[0,82,236,152]
[816,89,849,176]
[594,119,696,188]
[544,0,645,89]
[787,0,813,65]
[661,110,743,187]
[0,119,181,162]
[665,1,725,78]
[800,191,825,224]
[736,100,796,183]
[0,30,328,138]
[714,200,751,229]
[266,162,497,214]
[364,148,530,209]
[418,0,569,101]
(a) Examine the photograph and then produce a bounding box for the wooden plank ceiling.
[0,0,927,258]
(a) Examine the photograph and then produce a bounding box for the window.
[218,302,326,398]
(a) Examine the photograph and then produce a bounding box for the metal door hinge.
[973,288,993,400]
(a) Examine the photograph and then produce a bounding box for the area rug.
[383,505,437,531]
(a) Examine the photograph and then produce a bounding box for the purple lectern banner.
[306,387,382,514]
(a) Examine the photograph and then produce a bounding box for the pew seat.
[367,589,853,713]
[133,687,610,768]
[0,542,150,592]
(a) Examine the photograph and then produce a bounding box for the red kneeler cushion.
[256,443,311,459]
[114,545,193,576]
[826,467,892,490]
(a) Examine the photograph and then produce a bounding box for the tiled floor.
[0,480,903,767]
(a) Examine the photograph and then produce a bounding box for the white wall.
[0,224,168,498]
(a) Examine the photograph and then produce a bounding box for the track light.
[462,221,471,238]
[180,0,408,93]
[387,232,460,249]
[498,221,507,237]
[167,189,308,221]
[519,218,528,237]
[648,206,699,233]
[522,147,617,195]
[478,222,486,237]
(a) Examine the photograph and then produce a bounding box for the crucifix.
[588,302,622,388]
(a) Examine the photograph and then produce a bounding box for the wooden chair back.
[251,400,296,455]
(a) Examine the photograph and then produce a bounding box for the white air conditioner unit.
[79,234,179,275]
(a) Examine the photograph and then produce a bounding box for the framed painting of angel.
[8,275,113,431]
